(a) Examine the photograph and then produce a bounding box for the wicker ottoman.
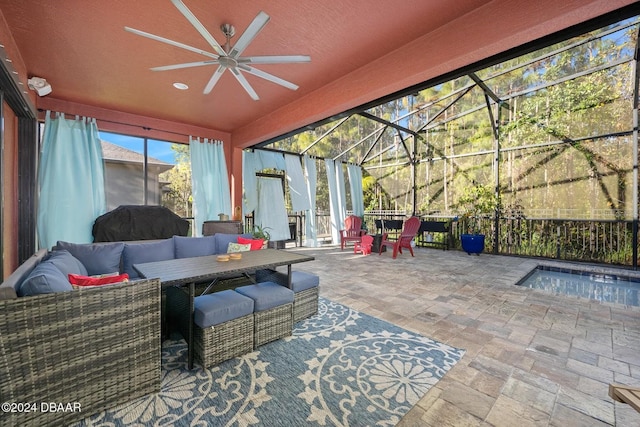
[235,282,294,347]
[193,290,255,368]
[256,269,320,322]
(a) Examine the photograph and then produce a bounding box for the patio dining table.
[134,248,315,369]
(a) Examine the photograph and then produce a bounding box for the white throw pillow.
[227,242,251,253]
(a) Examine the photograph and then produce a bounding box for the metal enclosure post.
[493,102,501,255]
[143,138,148,205]
[632,26,640,269]
[412,135,417,216]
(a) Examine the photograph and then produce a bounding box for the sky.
[99,131,178,165]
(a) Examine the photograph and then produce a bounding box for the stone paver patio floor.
[288,245,640,426]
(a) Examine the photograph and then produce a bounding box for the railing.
[244,214,303,246]
[448,216,636,266]
[363,210,406,233]
[297,211,408,244]
[234,211,637,267]
[314,211,333,241]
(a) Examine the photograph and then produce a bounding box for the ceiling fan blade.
[203,65,226,94]
[125,27,218,59]
[171,0,226,56]
[228,11,270,58]
[151,60,219,71]
[239,65,299,91]
[230,68,259,100]
[240,55,311,64]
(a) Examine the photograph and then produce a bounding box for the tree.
[263,19,638,220]
[160,144,192,218]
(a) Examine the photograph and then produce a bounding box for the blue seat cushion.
[255,270,320,292]
[193,290,254,328]
[173,235,216,259]
[235,282,295,312]
[57,241,124,276]
[122,238,175,278]
[18,260,74,296]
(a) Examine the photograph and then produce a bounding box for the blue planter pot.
[461,234,485,255]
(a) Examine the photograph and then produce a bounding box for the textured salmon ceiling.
[0,0,636,147]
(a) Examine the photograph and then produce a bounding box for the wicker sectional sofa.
[0,232,262,425]
[0,249,161,427]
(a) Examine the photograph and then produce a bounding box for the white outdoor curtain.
[284,154,311,212]
[255,176,290,241]
[257,150,285,170]
[243,149,287,216]
[242,150,260,214]
[336,161,347,219]
[347,164,365,216]
[190,137,231,237]
[325,159,346,244]
[37,112,106,249]
[303,155,318,247]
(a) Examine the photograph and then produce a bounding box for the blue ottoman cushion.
[235,282,294,312]
[194,290,255,329]
[255,270,320,292]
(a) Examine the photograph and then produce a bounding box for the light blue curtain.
[336,161,347,218]
[243,150,260,214]
[303,155,318,247]
[256,176,290,241]
[257,150,285,170]
[284,154,310,212]
[244,149,287,216]
[190,138,231,237]
[37,112,106,249]
[325,159,346,244]
[348,164,365,216]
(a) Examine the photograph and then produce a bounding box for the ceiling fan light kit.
[125,0,310,100]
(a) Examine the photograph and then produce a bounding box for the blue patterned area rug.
[78,298,464,426]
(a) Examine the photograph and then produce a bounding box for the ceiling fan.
[125,0,310,100]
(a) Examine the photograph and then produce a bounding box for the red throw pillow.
[237,236,264,250]
[68,273,129,287]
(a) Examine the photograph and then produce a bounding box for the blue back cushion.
[18,260,74,296]
[57,241,124,276]
[173,235,216,259]
[0,248,48,293]
[213,233,253,254]
[122,238,175,278]
[46,250,88,277]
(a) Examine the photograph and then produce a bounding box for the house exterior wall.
[104,162,166,211]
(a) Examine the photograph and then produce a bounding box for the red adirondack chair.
[378,216,421,259]
[340,215,365,250]
[354,234,374,255]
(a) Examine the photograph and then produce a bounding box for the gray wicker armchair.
[0,277,162,427]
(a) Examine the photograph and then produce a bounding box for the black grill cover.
[92,205,190,242]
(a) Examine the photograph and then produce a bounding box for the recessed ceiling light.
[173,82,189,90]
